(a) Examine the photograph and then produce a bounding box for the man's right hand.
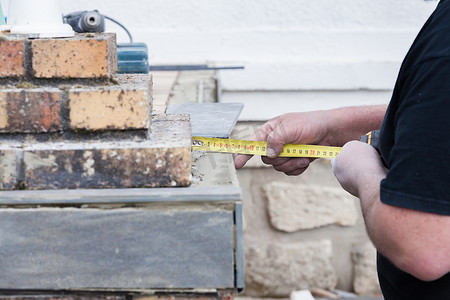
[234,110,335,175]
[234,105,388,175]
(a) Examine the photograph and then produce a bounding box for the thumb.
[266,127,291,158]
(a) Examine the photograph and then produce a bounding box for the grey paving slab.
[0,208,234,290]
[166,103,243,138]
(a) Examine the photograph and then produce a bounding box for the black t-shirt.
[378,0,450,299]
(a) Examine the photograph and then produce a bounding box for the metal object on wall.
[63,10,105,33]
[7,0,74,38]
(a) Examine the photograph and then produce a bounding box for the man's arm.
[333,141,450,281]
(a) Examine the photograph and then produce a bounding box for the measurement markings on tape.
[192,136,342,158]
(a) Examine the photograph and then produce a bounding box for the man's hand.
[331,141,387,197]
[234,111,333,175]
[234,105,387,175]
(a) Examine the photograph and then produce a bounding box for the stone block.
[244,240,337,297]
[352,242,381,296]
[264,181,358,232]
[69,74,151,131]
[0,147,18,190]
[0,39,25,77]
[22,114,191,189]
[0,88,61,133]
[31,33,117,79]
[0,209,233,289]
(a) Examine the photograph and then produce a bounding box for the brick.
[22,114,191,189]
[31,33,117,79]
[0,147,18,190]
[0,88,61,133]
[0,39,26,77]
[218,291,234,300]
[23,145,190,189]
[69,74,152,131]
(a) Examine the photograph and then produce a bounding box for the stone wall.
[231,122,380,297]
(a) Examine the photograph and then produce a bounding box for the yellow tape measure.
[192,136,342,158]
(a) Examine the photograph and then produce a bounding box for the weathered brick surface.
[31,33,117,79]
[0,147,17,190]
[0,88,61,133]
[0,39,25,77]
[217,291,234,300]
[135,295,219,300]
[22,115,191,190]
[69,74,152,131]
[23,145,190,189]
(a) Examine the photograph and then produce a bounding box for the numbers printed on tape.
[192,136,342,158]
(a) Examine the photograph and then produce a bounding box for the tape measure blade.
[192,136,267,155]
[192,136,342,158]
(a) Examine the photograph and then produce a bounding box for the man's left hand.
[331,141,387,198]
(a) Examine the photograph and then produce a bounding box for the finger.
[285,167,309,176]
[234,153,253,169]
[272,158,310,174]
[262,157,310,170]
[261,156,292,166]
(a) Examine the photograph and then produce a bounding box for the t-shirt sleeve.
[380,57,450,215]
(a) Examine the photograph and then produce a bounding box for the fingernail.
[266,148,276,158]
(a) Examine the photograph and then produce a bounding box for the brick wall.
[0,33,191,190]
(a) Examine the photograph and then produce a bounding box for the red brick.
[0,39,25,77]
[69,74,151,131]
[218,291,234,300]
[0,88,61,133]
[31,33,117,79]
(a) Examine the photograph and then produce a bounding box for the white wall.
[1,0,439,119]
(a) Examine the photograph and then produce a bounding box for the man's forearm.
[328,105,387,146]
[359,179,450,281]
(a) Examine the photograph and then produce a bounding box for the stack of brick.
[0,33,191,190]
